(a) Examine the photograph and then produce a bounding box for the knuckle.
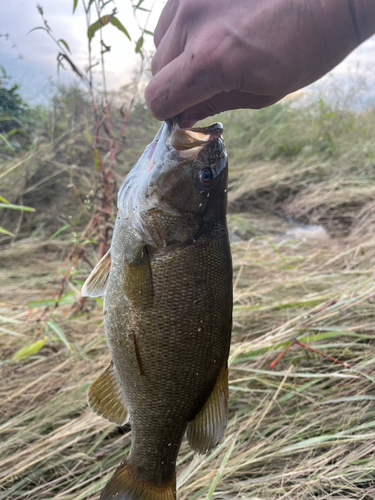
[144,84,163,119]
[188,46,223,94]
[190,29,234,92]
[151,52,160,76]
[178,0,196,12]
[153,26,162,48]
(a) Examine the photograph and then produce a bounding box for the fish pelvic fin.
[186,362,229,455]
[88,362,129,426]
[82,250,111,297]
[100,460,176,500]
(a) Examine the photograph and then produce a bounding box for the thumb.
[177,91,280,128]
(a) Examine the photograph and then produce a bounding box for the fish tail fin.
[100,460,176,500]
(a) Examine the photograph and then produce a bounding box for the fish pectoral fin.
[186,363,229,455]
[88,361,129,426]
[124,246,154,310]
[82,250,111,297]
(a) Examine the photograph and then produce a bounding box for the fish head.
[117,119,228,248]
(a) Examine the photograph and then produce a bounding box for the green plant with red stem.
[29,0,153,317]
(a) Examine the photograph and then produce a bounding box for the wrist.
[292,0,365,90]
[352,0,375,42]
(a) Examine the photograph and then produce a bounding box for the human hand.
[145,0,375,127]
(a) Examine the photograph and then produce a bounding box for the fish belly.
[104,223,232,484]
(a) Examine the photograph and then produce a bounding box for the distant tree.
[0,82,28,127]
[0,71,38,154]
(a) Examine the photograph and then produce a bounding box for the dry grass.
[222,104,375,238]
[1,98,375,499]
[1,224,375,499]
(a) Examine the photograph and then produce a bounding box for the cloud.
[1,0,165,101]
[1,0,374,106]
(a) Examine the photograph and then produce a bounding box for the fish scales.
[82,120,232,500]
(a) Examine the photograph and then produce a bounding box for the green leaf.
[73,0,79,13]
[133,0,147,10]
[0,133,14,150]
[101,0,114,9]
[0,195,10,204]
[27,298,58,308]
[0,66,7,78]
[86,61,99,73]
[47,320,74,351]
[206,437,237,499]
[28,26,49,35]
[93,148,100,172]
[12,337,48,361]
[58,39,71,54]
[87,15,114,41]
[7,128,20,138]
[84,118,92,144]
[93,297,103,307]
[134,0,144,8]
[144,29,153,36]
[0,203,35,212]
[0,226,14,237]
[135,35,144,54]
[49,224,70,240]
[110,17,131,41]
[7,129,30,140]
[0,116,22,126]
[27,292,76,309]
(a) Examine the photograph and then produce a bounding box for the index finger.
[145,51,221,120]
[154,0,180,47]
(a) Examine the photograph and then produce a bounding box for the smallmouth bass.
[82,119,232,500]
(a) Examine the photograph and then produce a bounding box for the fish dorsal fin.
[88,362,129,426]
[186,363,229,455]
[82,250,111,297]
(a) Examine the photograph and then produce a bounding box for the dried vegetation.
[1,94,375,499]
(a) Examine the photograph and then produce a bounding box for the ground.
[1,103,375,499]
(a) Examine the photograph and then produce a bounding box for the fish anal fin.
[100,460,176,500]
[88,361,129,426]
[82,250,111,297]
[186,363,229,455]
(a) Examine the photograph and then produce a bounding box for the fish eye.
[199,168,213,185]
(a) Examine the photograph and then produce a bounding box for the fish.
[82,119,232,500]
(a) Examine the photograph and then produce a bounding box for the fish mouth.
[167,119,223,159]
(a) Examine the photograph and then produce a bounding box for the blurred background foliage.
[1,79,375,243]
[0,71,41,157]
[0,81,157,240]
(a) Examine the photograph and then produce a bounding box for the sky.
[1,0,375,106]
[1,0,166,102]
